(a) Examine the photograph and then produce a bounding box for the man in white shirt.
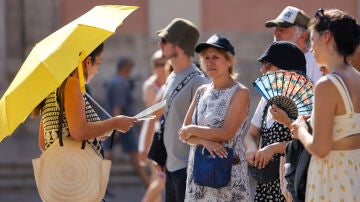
[265,6,322,83]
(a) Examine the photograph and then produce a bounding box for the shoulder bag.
[32,79,111,202]
[193,146,234,188]
[147,118,167,166]
[192,91,234,188]
[248,103,280,183]
[147,71,201,167]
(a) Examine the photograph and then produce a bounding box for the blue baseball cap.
[195,34,235,55]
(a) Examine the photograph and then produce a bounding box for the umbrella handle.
[77,51,87,93]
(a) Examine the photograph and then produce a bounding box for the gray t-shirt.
[163,64,210,172]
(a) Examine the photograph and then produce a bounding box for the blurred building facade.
[0,0,359,161]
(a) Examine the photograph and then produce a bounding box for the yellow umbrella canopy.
[0,5,138,142]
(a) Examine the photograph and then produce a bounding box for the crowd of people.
[34,5,360,202]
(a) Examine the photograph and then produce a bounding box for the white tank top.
[326,73,360,141]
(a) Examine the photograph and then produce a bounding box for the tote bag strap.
[57,78,86,149]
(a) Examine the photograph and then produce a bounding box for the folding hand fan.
[253,70,314,119]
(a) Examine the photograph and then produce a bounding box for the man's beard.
[163,51,177,59]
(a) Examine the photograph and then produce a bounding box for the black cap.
[257,41,306,74]
[195,34,235,55]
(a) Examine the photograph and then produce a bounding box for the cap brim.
[265,19,294,28]
[157,29,166,37]
[257,50,269,63]
[257,54,266,63]
[195,43,226,53]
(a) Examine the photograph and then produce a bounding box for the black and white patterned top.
[41,91,104,157]
[253,103,291,202]
[185,82,251,202]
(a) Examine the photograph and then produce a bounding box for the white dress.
[305,74,360,202]
[184,83,251,202]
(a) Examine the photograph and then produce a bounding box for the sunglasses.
[315,8,330,31]
[315,8,325,19]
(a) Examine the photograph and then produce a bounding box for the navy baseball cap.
[195,34,235,55]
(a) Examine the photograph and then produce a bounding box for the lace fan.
[253,70,314,119]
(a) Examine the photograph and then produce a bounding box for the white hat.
[265,6,310,29]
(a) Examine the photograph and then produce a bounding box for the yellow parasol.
[0,5,138,142]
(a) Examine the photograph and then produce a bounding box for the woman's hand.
[114,115,137,132]
[245,148,258,166]
[254,145,275,169]
[178,125,196,143]
[246,145,275,168]
[290,116,308,139]
[202,140,228,159]
[270,104,292,128]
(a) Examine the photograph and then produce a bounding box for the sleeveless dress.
[184,83,251,202]
[41,90,104,157]
[305,74,360,202]
[254,103,291,202]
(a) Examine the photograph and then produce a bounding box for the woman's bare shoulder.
[314,75,337,94]
[234,83,249,97]
[65,76,80,87]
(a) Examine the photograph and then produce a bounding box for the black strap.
[257,102,271,149]
[157,71,202,143]
[194,89,203,125]
[57,78,86,149]
[165,71,202,118]
[260,102,271,131]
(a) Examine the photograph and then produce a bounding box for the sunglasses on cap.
[315,8,325,19]
[315,8,330,31]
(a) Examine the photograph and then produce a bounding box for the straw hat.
[32,138,111,202]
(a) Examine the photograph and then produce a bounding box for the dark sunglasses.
[315,8,330,31]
